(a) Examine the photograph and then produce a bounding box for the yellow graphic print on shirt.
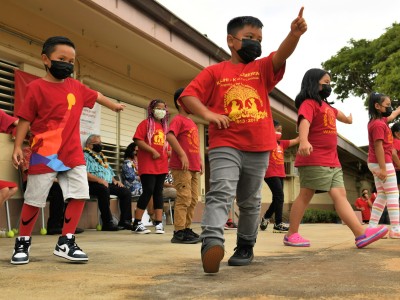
[187,127,199,154]
[322,106,337,135]
[153,129,165,146]
[224,84,267,124]
[271,144,284,165]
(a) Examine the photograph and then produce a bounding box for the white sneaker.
[132,222,151,234]
[53,234,88,262]
[155,223,165,234]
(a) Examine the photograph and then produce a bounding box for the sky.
[156,0,400,146]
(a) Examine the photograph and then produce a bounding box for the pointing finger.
[298,6,304,18]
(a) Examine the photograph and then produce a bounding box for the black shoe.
[273,223,289,233]
[11,236,31,265]
[201,239,224,273]
[47,227,62,235]
[53,234,88,262]
[185,228,200,239]
[171,230,199,244]
[101,222,120,231]
[227,245,254,266]
[118,221,133,230]
[75,227,85,234]
[260,217,269,231]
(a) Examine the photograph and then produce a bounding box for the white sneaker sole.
[53,250,89,262]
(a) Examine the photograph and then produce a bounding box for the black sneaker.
[273,222,289,233]
[11,236,31,265]
[227,245,254,266]
[131,222,151,234]
[185,228,200,240]
[53,234,88,262]
[171,230,199,244]
[260,217,269,231]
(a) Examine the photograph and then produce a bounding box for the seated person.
[121,142,143,196]
[84,134,133,231]
[163,170,177,199]
[21,145,84,234]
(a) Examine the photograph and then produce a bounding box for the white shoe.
[155,223,165,234]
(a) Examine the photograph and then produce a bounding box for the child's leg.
[152,174,167,222]
[329,187,364,237]
[135,174,156,221]
[19,204,40,236]
[265,177,285,224]
[235,151,269,245]
[368,163,387,227]
[62,200,85,235]
[171,169,191,231]
[287,188,314,236]
[380,165,399,228]
[186,171,199,229]
[0,186,17,207]
[201,147,242,244]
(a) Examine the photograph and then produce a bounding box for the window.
[0,59,18,115]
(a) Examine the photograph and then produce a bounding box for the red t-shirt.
[180,52,285,152]
[295,100,340,167]
[354,197,371,221]
[265,140,290,178]
[0,109,17,134]
[133,119,168,175]
[368,118,393,163]
[393,138,400,170]
[168,114,201,172]
[17,78,98,174]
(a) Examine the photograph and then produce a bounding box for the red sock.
[19,204,40,236]
[62,199,85,236]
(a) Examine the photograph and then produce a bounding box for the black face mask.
[381,106,393,117]
[319,84,332,99]
[48,60,74,79]
[92,144,103,153]
[236,39,262,63]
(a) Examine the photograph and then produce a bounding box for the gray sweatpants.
[201,147,270,246]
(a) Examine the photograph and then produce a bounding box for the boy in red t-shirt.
[354,189,372,224]
[179,9,307,273]
[11,36,124,265]
[167,87,203,244]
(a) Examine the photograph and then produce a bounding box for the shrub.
[302,209,339,223]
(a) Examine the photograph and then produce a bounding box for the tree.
[322,23,400,107]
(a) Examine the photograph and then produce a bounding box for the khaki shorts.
[24,165,89,208]
[298,166,344,192]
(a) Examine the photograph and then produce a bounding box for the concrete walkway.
[1,223,399,299]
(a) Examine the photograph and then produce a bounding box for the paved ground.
[1,223,400,300]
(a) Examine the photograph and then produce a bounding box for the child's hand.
[178,153,189,171]
[12,147,24,169]
[203,111,230,129]
[297,140,313,156]
[346,113,353,124]
[290,7,307,38]
[113,103,126,112]
[373,168,387,182]
[152,151,161,160]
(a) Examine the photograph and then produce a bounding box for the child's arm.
[373,140,387,181]
[96,92,125,112]
[392,148,400,169]
[288,136,300,147]
[166,132,189,171]
[337,111,353,124]
[134,139,160,160]
[180,96,230,129]
[12,119,30,168]
[272,7,307,73]
[387,106,400,123]
[297,118,313,156]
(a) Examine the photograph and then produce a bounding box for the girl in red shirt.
[284,68,388,248]
[367,92,400,238]
[132,99,169,234]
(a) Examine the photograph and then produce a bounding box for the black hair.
[273,119,280,127]
[124,142,138,160]
[173,87,185,110]
[227,16,263,35]
[391,122,400,136]
[41,36,75,56]
[368,92,389,122]
[295,68,330,109]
